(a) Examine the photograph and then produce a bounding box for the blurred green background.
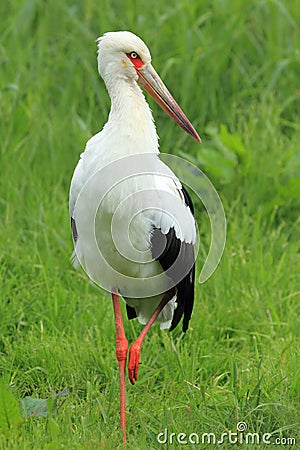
[0,1,299,448]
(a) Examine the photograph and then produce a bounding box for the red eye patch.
[126,52,144,69]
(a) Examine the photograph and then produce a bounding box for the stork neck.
[105,78,159,154]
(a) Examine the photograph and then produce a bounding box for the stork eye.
[126,52,144,69]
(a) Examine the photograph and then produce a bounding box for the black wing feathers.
[71,217,78,242]
[181,184,194,215]
[124,184,195,332]
[126,304,137,319]
[151,228,195,332]
[151,185,195,332]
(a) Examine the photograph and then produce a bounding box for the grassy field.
[1,0,299,448]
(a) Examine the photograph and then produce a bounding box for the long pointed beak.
[137,64,201,143]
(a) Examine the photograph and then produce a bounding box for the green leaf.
[219,124,248,158]
[19,389,69,419]
[192,123,252,184]
[0,378,23,436]
[20,396,57,418]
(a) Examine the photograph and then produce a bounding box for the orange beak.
[137,63,201,143]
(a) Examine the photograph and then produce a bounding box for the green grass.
[0,0,299,448]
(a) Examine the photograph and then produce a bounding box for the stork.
[69,31,201,441]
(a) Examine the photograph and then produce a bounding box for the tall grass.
[0,0,299,448]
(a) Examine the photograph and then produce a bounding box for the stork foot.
[128,340,142,385]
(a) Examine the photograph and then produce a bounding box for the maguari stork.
[69,31,201,441]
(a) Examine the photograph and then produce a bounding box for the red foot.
[128,340,142,385]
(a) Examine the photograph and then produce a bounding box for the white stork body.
[70,150,194,328]
[69,31,201,441]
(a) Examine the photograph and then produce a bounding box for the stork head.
[97,31,151,80]
[97,31,201,143]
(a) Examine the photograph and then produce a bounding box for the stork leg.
[128,288,176,385]
[112,291,128,442]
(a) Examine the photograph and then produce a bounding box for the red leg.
[112,291,128,442]
[128,288,175,385]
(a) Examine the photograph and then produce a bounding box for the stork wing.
[126,185,195,332]
[151,185,195,332]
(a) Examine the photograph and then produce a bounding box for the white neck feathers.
[103,77,159,155]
